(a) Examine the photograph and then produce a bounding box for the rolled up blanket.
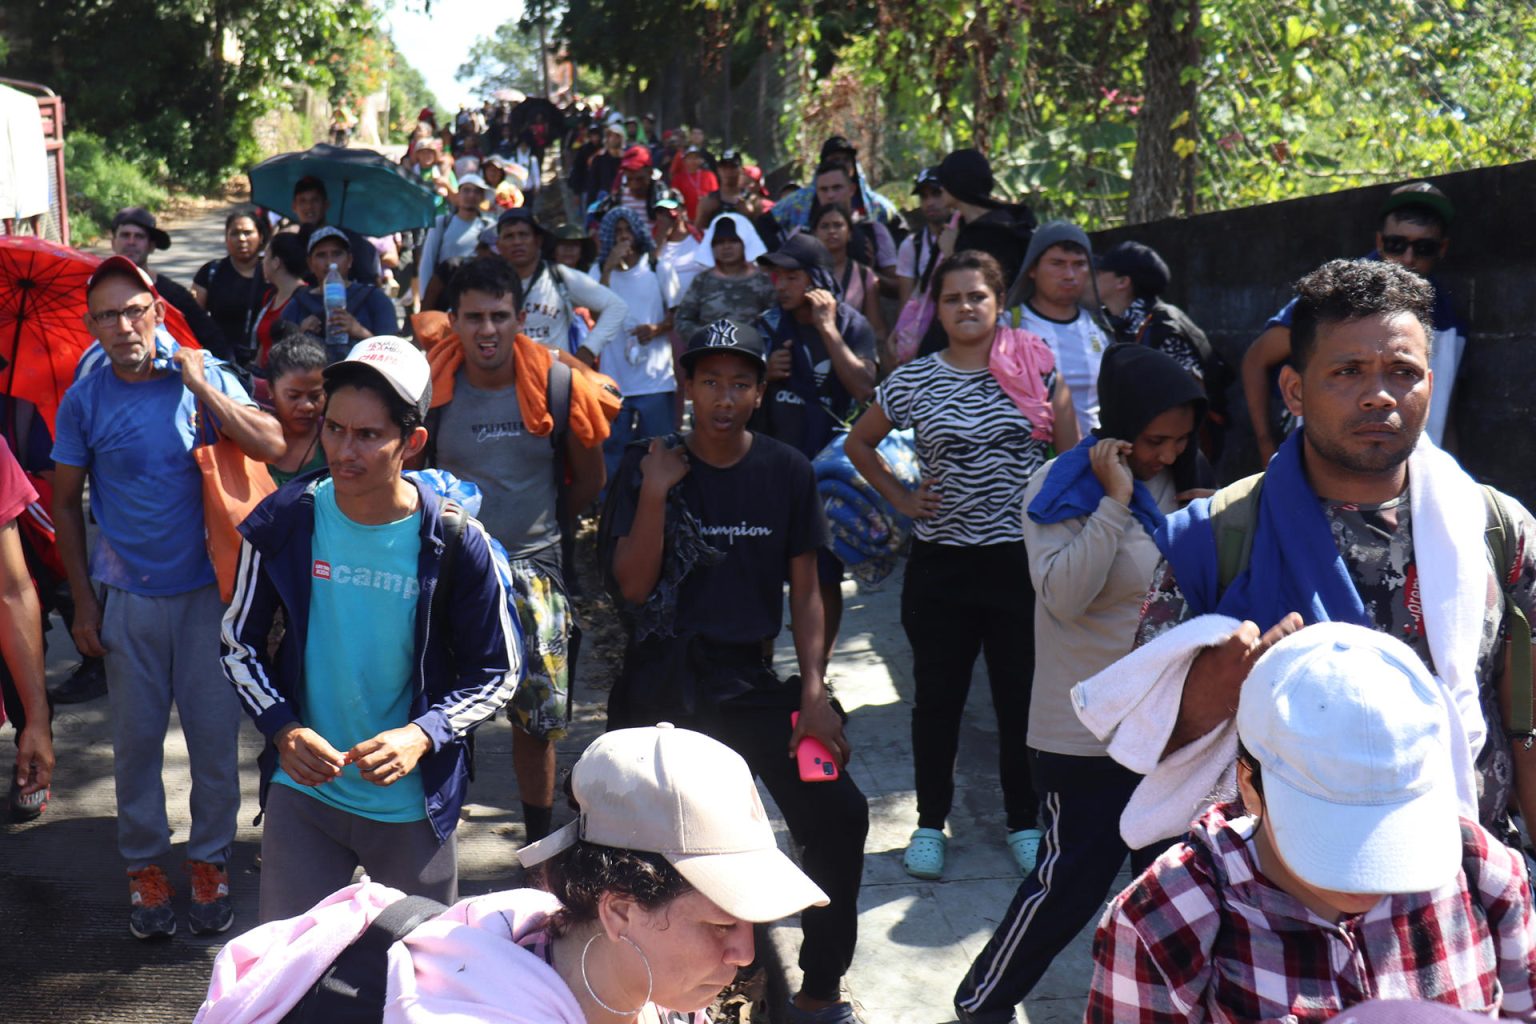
[812,429,919,585]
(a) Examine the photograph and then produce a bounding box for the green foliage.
[458,22,544,99]
[389,50,439,139]
[63,131,168,244]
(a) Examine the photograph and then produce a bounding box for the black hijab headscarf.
[1095,343,1213,493]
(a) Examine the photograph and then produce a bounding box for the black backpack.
[279,894,448,1024]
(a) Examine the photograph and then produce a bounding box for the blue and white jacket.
[219,471,521,842]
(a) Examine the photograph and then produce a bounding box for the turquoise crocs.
[1007,828,1044,876]
[903,827,948,879]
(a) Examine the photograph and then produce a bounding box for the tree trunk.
[1127,0,1200,224]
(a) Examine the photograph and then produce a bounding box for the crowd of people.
[0,101,1531,1024]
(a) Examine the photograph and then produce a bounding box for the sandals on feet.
[1007,828,1044,876]
[903,827,947,879]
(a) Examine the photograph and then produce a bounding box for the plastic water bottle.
[323,263,348,362]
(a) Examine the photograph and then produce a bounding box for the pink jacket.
[196,880,704,1024]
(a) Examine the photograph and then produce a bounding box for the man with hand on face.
[603,319,870,1024]
[221,337,520,923]
[754,233,877,661]
[1109,258,1536,862]
[280,228,398,362]
[53,257,284,941]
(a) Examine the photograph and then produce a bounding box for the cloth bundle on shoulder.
[813,429,920,585]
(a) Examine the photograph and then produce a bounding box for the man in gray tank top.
[429,257,605,844]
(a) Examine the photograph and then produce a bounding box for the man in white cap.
[221,337,521,924]
[1088,623,1536,1023]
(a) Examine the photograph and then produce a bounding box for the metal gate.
[0,77,68,246]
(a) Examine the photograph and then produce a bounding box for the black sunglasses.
[1380,234,1441,259]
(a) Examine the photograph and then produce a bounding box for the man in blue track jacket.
[220,336,521,923]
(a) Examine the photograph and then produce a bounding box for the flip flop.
[903,827,947,879]
[1007,828,1044,876]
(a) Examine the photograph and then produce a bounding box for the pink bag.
[891,292,934,366]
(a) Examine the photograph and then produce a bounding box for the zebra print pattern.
[877,353,1055,547]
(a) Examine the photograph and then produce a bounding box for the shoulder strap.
[1210,473,1265,592]
[548,262,576,317]
[1484,485,1534,744]
[547,358,573,499]
[422,405,444,468]
[279,894,449,1024]
[431,499,468,634]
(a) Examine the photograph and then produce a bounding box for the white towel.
[1073,435,1490,848]
[1073,616,1243,848]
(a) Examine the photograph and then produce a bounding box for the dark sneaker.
[127,866,176,940]
[8,778,48,822]
[186,860,234,936]
[50,656,106,704]
[784,997,864,1023]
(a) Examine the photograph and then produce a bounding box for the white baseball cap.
[518,724,830,923]
[1236,622,1461,895]
[323,336,432,418]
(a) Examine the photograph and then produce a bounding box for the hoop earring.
[580,932,654,1016]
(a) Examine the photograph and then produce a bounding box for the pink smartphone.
[791,712,840,782]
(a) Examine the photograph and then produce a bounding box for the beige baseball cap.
[517,724,830,923]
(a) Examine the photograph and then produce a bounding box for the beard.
[1305,419,1422,475]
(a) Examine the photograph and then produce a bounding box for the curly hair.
[536,840,694,937]
[1288,258,1435,370]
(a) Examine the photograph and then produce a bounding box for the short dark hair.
[930,250,1007,306]
[1288,259,1435,371]
[293,176,327,200]
[1236,739,1265,803]
[267,233,308,278]
[266,326,326,382]
[1378,205,1448,236]
[323,365,423,439]
[447,256,525,313]
[814,161,853,183]
[537,839,694,937]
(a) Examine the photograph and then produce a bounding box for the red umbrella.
[0,236,198,435]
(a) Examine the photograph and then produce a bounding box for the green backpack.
[1209,475,1535,746]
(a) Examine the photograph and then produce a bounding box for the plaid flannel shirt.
[1088,805,1536,1022]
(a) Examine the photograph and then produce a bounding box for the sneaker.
[127,866,177,940]
[49,656,106,704]
[186,860,234,936]
[784,997,863,1024]
[8,777,48,822]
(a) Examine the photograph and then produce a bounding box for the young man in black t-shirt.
[604,319,870,1024]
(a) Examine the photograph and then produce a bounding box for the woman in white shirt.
[598,207,677,482]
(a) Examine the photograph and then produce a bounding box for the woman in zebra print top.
[846,250,1077,883]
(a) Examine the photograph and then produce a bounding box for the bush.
[64,131,168,244]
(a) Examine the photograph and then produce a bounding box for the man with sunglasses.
[52,257,282,941]
[1242,182,1466,464]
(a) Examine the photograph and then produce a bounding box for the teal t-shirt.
[273,479,426,822]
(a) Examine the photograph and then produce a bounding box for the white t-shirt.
[656,236,704,309]
[1015,304,1109,436]
[875,351,1056,547]
[895,227,942,284]
[601,261,675,397]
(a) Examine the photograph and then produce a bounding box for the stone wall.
[1090,159,1536,505]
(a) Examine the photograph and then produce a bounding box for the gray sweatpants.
[101,583,242,868]
[259,782,458,923]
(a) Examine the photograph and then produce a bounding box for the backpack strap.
[547,357,573,501]
[1484,485,1535,746]
[1210,472,1265,593]
[433,499,468,627]
[422,405,444,468]
[279,894,449,1024]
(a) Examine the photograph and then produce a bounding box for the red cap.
[620,145,653,172]
[86,255,158,300]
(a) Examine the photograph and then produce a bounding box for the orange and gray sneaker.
[127,865,176,940]
[186,860,234,936]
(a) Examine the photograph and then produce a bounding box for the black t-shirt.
[607,433,829,645]
[755,304,878,459]
[587,151,623,204]
[193,257,266,359]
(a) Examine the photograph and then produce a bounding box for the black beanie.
[936,148,1000,208]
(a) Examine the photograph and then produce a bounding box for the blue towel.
[813,430,919,585]
[1155,430,1369,629]
[1027,436,1166,538]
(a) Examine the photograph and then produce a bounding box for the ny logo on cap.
[705,320,739,348]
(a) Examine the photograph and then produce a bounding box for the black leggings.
[902,539,1037,833]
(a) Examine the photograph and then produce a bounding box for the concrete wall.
[1089,160,1536,506]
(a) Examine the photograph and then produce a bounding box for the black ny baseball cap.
[681,318,765,370]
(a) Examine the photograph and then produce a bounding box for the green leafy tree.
[458,22,544,98]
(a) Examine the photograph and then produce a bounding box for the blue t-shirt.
[51,356,255,596]
[273,479,425,823]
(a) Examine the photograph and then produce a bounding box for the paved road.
[5,202,1111,1023]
